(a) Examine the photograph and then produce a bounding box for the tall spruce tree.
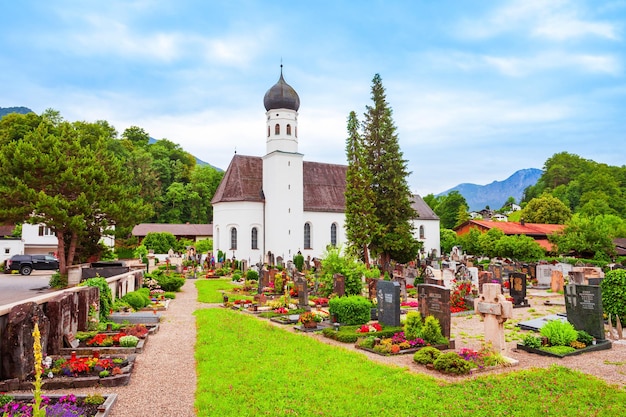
[360,74,419,265]
[344,111,380,265]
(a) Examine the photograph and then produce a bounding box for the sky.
[1,0,625,196]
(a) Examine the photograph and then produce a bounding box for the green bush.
[119,335,139,347]
[413,347,441,365]
[540,320,578,347]
[328,296,372,325]
[122,292,150,310]
[601,269,626,324]
[421,315,447,345]
[321,325,402,343]
[577,330,594,346]
[294,253,305,272]
[522,334,543,349]
[246,269,259,280]
[356,336,376,349]
[232,271,242,281]
[152,272,185,292]
[404,311,423,340]
[163,292,176,299]
[49,272,68,289]
[317,246,364,296]
[111,298,132,312]
[433,352,471,375]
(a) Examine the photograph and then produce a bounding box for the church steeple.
[264,66,300,154]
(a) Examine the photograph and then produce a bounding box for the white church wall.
[412,218,440,258]
[212,201,264,264]
[302,211,345,260]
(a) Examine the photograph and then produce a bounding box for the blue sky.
[1,0,624,196]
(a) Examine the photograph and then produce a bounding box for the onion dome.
[263,67,300,111]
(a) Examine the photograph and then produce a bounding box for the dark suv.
[4,254,60,275]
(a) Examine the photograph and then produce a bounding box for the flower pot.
[303,321,318,329]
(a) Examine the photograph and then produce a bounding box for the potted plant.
[299,312,322,328]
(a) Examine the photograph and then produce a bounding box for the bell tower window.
[286,124,292,135]
[275,124,280,135]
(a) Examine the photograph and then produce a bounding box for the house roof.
[132,224,213,237]
[0,225,15,237]
[411,195,439,220]
[456,219,565,237]
[211,154,347,212]
[615,238,626,256]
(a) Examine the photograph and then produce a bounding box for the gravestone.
[417,284,451,339]
[528,263,537,281]
[295,276,310,311]
[46,292,79,355]
[551,270,564,293]
[333,273,345,297]
[258,270,270,294]
[367,278,378,300]
[565,284,606,340]
[478,271,493,293]
[467,267,479,288]
[569,270,585,285]
[508,272,529,308]
[376,280,401,327]
[405,267,418,286]
[393,275,407,302]
[490,265,503,282]
[474,283,513,353]
[536,264,554,287]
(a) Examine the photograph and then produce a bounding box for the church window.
[304,223,311,249]
[295,127,297,137]
[286,124,292,135]
[267,126,270,137]
[275,124,280,135]
[330,223,337,246]
[230,228,237,250]
[251,227,258,250]
[419,225,425,239]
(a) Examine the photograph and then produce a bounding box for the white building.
[211,69,440,265]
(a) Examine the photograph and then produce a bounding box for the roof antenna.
[234,146,237,154]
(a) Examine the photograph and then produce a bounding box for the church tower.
[262,67,304,262]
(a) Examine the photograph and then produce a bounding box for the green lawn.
[196,278,239,303]
[195,308,626,416]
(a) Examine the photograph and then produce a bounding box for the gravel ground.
[35,282,626,417]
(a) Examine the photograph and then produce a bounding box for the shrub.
[119,335,139,347]
[294,253,305,271]
[328,296,372,325]
[153,272,185,292]
[163,292,176,299]
[232,271,242,281]
[356,336,376,349]
[111,299,132,312]
[49,273,68,289]
[576,330,594,346]
[540,320,578,347]
[421,315,447,345]
[246,269,259,280]
[522,334,543,349]
[413,347,441,365]
[404,311,423,340]
[84,394,105,405]
[601,269,626,324]
[122,292,150,310]
[433,352,471,375]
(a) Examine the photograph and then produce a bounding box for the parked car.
[4,254,59,275]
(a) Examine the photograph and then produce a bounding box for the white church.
[211,69,440,266]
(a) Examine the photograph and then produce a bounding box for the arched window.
[275,124,280,135]
[330,223,337,246]
[251,227,258,250]
[230,227,237,250]
[419,225,425,239]
[267,126,270,137]
[286,124,292,135]
[304,223,311,249]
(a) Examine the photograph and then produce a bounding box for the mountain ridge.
[437,168,542,211]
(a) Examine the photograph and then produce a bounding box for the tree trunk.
[363,243,370,268]
[57,231,67,276]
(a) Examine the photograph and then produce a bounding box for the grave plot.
[58,324,157,356]
[516,284,612,357]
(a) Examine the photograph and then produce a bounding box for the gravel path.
[60,279,201,416]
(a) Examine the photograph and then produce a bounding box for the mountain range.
[2,106,541,206]
[436,168,543,212]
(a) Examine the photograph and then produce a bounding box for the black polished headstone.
[376,281,401,327]
[508,272,529,307]
[565,284,605,340]
[417,284,451,339]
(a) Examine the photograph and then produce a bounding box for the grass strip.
[195,308,626,416]
[196,279,238,303]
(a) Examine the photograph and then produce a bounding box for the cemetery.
[1,253,626,415]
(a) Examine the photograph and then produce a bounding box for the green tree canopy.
[0,110,151,274]
[520,194,572,224]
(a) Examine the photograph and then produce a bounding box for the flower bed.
[0,393,116,417]
[59,324,157,356]
[356,332,454,356]
[0,354,135,391]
